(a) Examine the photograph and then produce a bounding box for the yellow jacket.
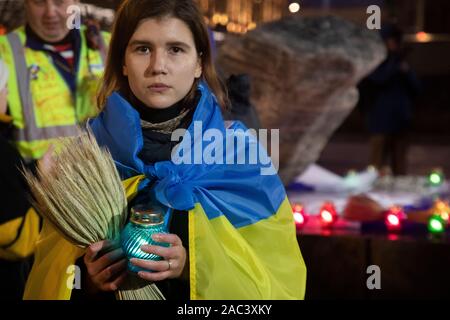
[0,26,110,160]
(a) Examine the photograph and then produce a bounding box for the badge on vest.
[29,64,40,80]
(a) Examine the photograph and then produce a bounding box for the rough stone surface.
[217,15,386,184]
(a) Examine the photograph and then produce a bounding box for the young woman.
[24,0,306,300]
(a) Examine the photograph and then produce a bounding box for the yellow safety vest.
[0,26,110,160]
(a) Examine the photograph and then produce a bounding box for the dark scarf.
[133,93,199,164]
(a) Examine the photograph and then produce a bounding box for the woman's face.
[123,16,202,109]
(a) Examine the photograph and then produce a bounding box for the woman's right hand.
[84,239,128,293]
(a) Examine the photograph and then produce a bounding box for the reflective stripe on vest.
[98,31,107,64]
[6,32,81,142]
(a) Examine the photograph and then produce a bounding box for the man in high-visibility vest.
[0,0,109,161]
[0,0,109,300]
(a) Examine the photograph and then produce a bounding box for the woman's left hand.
[130,233,187,281]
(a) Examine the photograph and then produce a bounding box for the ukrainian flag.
[24,83,306,300]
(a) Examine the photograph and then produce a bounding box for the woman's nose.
[149,50,168,75]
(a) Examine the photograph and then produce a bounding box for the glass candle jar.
[120,205,169,273]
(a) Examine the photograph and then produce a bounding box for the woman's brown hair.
[97,0,228,110]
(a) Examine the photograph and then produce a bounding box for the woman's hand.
[130,233,187,282]
[84,239,128,293]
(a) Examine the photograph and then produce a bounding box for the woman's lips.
[148,83,170,93]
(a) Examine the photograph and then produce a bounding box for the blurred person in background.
[0,0,110,161]
[358,24,421,176]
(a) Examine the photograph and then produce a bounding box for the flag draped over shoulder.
[23,176,146,300]
[90,83,306,300]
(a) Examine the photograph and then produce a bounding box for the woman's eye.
[169,47,184,54]
[136,46,150,54]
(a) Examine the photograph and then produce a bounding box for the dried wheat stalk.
[23,131,165,300]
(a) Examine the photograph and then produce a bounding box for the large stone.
[217,15,386,184]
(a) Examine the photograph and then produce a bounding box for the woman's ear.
[194,56,202,79]
[123,65,128,76]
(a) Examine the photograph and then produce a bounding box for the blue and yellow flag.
[24,83,306,300]
[91,83,306,299]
